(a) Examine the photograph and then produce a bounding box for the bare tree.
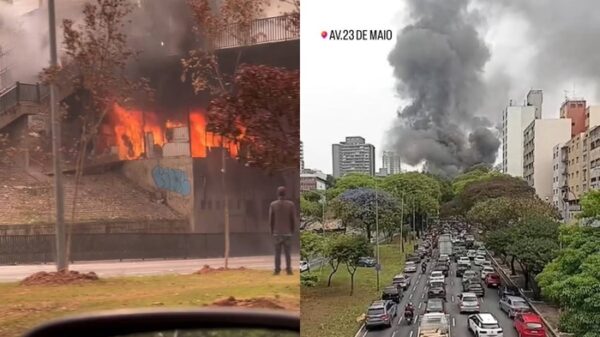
[42,0,153,270]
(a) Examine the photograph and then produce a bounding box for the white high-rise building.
[523,119,572,202]
[502,104,537,177]
[382,151,401,175]
[332,136,375,178]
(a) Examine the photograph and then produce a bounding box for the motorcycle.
[404,311,414,325]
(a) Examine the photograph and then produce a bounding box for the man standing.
[269,186,297,275]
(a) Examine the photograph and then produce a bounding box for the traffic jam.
[358,222,549,337]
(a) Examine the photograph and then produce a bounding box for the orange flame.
[106,104,243,160]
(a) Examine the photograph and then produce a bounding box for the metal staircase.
[0,82,49,131]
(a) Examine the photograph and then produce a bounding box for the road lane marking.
[418,302,422,309]
[421,293,425,299]
[409,293,413,299]
[361,331,367,337]
[451,296,454,302]
[353,324,365,337]
[452,317,456,326]
[392,332,396,337]
[398,316,403,325]
[409,331,413,337]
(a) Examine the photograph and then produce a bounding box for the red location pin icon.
[321,31,328,39]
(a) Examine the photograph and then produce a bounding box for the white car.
[429,271,445,283]
[482,260,492,268]
[458,256,471,264]
[467,250,477,259]
[468,313,504,337]
[300,260,309,273]
[404,261,417,273]
[474,255,486,266]
[481,266,495,280]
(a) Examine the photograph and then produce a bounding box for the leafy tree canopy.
[467,197,560,231]
[537,226,600,336]
[579,190,600,220]
[456,175,535,214]
[382,172,442,215]
[327,174,376,200]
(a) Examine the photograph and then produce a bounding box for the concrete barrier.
[486,249,560,337]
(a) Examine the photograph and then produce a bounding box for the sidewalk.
[0,255,300,282]
[493,255,561,332]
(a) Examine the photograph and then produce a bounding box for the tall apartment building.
[588,125,600,190]
[332,136,375,178]
[502,103,538,176]
[523,119,572,201]
[552,143,568,214]
[526,89,543,118]
[382,150,401,175]
[560,99,587,137]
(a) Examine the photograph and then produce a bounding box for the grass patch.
[301,242,413,337]
[0,270,299,337]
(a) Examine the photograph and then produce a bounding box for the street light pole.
[48,0,66,272]
[399,190,404,253]
[375,183,380,291]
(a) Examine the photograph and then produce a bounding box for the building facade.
[526,89,543,118]
[382,150,401,175]
[332,136,375,178]
[523,119,572,202]
[300,170,327,192]
[560,99,587,137]
[502,104,537,176]
[552,143,568,215]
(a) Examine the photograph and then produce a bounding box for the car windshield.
[482,323,499,329]
[384,287,397,294]
[514,301,529,308]
[406,262,415,266]
[462,296,477,302]
[421,316,445,329]
[431,282,444,288]
[526,323,543,329]
[465,272,476,277]
[428,301,442,309]
[368,308,384,316]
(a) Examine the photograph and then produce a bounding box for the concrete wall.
[192,149,299,236]
[504,105,536,177]
[0,219,189,235]
[122,157,194,223]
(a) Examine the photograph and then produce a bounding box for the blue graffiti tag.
[151,166,191,196]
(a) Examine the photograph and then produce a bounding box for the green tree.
[579,190,600,219]
[451,164,497,195]
[328,234,372,295]
[467,197,560,231]
[456,175,535,214]
[327,173,376,200]
[537,226,600,336]
[331,188,399,241]
[300,231,325,263]
[300,191,324,227]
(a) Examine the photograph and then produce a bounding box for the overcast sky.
[301,0,599,175]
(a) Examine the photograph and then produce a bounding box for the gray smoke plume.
[387,0,500,177]
[480,0,600,114]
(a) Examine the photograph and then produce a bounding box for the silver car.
[499,295,531,318]
[404,261,417,273]
[458,292,480,313]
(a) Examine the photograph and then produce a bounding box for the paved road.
[0,255,300,282]
[356,261,518,337]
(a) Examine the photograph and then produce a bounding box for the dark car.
[382,286,401,303]
[463,280,485,297]
[365,300,397,329]
[426,298,445,313]
[406,254,421,263]
[428,281,446,299]
[433,263,449,276]
[358,257,377,268]
[498,284,520,298]
[456,263,470,277]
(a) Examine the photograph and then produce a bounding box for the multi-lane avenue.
[356,260,519,337]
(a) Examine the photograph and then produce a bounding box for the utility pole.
[48,0,66,272]
[375,184,380,291]
[399,190,404,252]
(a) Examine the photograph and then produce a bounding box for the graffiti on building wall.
[152,166,191,195]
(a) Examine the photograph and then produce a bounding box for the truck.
[418,313,451,337]
[438,234,453,258]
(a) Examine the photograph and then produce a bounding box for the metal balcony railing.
[0,82,49,116]
[214,15,299,50]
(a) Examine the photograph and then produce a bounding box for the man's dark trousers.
[274,234,292,273]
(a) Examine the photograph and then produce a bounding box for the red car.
[485,273,501,288]
[514,312,547,337]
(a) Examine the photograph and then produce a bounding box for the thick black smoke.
[387,0,500,177]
